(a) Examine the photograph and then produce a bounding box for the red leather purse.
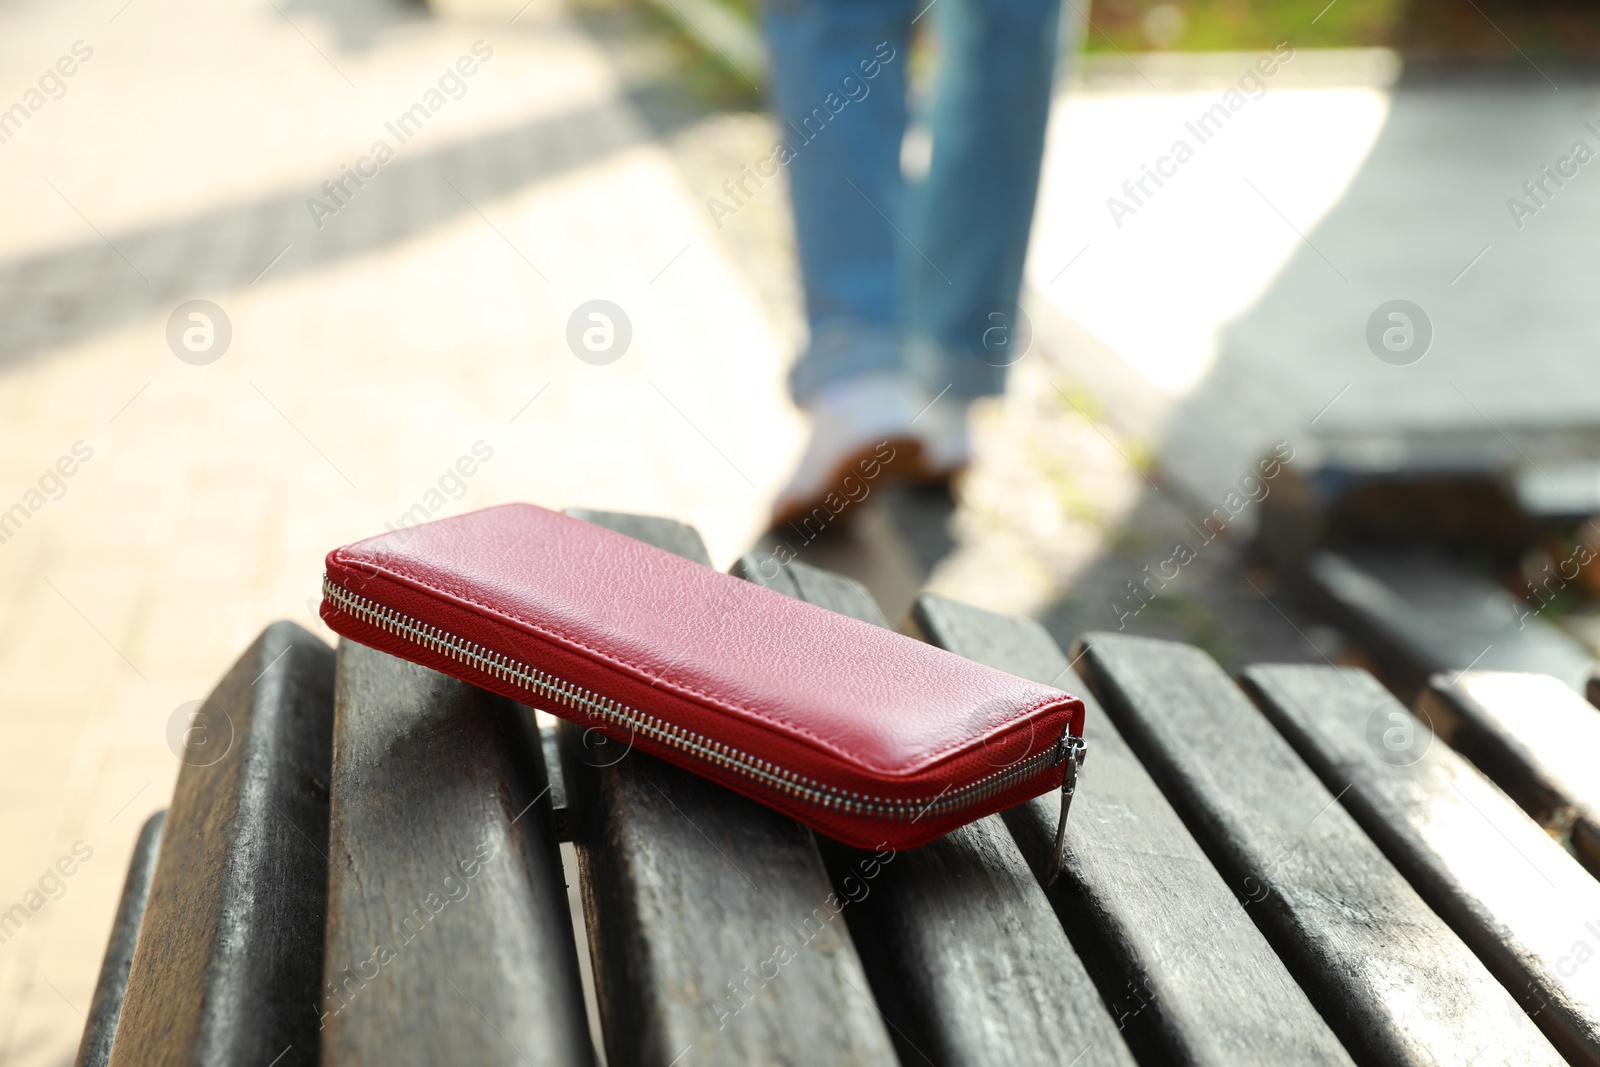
[320,504,1085,851]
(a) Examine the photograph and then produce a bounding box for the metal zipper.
[323,573,1080,825]
[1048,734,1086,885]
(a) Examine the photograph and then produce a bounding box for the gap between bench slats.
[912,596,1353,1067]
[735,557,1136,1067]
[320,639,592,1065]
[1421,670,1600,877]
[74,810,164,1067]
[107,622,334,1067]
[1074,631,1560,1067]
[560,510,897,1067]
[1246,663,1600,1066]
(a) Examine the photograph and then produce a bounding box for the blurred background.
[3,0,1599,1060]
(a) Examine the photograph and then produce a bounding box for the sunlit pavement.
[1029,49,1600,510]
[0,0,804,1058]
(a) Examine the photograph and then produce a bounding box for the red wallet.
[320,504,1085,851]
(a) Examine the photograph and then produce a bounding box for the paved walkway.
[1029,50,1600,515]
[0,0,809,1059]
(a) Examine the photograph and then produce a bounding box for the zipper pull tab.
[1048,734,1085,887]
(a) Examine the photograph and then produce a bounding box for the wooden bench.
[1253,425,1598,700]
[77,510,1598,1066]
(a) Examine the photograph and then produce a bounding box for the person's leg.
[762,0,916,403]
[904,0,1062,402]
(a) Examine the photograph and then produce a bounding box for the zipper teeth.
[322,573,1066,821]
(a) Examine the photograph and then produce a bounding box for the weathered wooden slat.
[564,507,711,568]
[1246,662,1600,1066]
[912,596,1354,1067]
[1421,670,1600,876]
[1304,549,1593,697]
[732,554,893,629]
[1074,631,1560,1066]
[320,640,592,1065]
[561,510,897,1066]
[733,557,1136,1067]
[75,810,164,1067]
[108,622,335,1067]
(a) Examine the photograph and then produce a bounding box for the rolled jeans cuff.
[905,333,1008,400]
[788,318,905,404]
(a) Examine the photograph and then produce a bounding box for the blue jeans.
[763,0,1062,403]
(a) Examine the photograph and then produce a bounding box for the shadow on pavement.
[1,82,692,377]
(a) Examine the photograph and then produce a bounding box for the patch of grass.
[1044,465,1106,526]
[1082,0,1400,53]
[575,0,762,110]
[1106,525,1150,555]
[1050,378,1105,423]
[1082,0,1600,56]
[713,0,757,22]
